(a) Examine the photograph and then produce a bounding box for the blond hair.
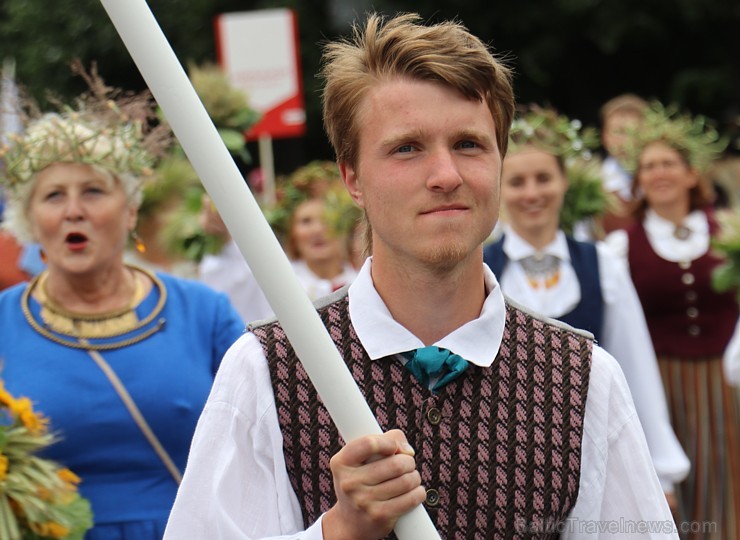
[599,93,648,124]
[320,13,515,168]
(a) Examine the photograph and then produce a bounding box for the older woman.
[199,160,359,323]
[0,89,244,539]
[483,107,689,508]
[606,103,739,538]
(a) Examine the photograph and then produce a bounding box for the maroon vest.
[627,214,738,358]
[252,292,593,539]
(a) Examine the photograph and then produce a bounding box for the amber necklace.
[520,253,561,289]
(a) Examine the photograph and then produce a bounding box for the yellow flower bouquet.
[0,380,93,539]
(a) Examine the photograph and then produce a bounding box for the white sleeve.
[602,230,629,266]
[596,244,690,490]
[564,346,678,539]
[164,333,325,540]
[725,319,740,387]
[198,240,275,323]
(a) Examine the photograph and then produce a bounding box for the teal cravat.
[402,346,469,391]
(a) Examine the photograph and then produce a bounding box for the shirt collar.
[348,257,506,368]
[644,208,708,238]
[502,226,570,262]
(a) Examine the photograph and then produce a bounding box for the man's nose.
[427,150,463,192]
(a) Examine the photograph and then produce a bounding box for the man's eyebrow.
[379,128,496,149]
[454,129,495,146]
[378,129,426,149]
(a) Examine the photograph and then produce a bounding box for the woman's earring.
[131,231,147,254]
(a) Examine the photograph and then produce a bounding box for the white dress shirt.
[497,228,689,491]
[199,239,357,324]
[605,209,710,264]
[165,258,677,539]
[600,155,634,201]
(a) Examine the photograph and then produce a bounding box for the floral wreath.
[508,105,600,162]
[621,101,727,174]
[0,61,171,193]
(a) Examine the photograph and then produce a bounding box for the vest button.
[688,325,701,337]
[678,260,691,270]
[685,290,698,302]
[425,488,440,506]
[426,407,442,425]
[681,273,695,286]
[686,307,699,318]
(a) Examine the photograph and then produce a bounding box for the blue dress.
[0,270,244,539]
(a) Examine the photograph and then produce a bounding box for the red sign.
[215,9,306,140]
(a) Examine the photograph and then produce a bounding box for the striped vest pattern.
[252,293,593,539]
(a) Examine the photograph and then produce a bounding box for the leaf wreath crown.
[621,101,727,174]
[0,61,171,193]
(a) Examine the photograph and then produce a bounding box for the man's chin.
[417,242,472,273]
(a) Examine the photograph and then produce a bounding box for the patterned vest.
[252,292,593,539]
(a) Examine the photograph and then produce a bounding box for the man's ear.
[339,162,364,208]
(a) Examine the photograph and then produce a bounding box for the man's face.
[340,78,501,272]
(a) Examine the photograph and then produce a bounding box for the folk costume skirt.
[659,355,740,540]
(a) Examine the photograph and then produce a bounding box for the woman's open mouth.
[65,232,89,251]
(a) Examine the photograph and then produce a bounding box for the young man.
[165,14,676,539]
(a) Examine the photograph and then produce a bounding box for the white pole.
[98,1,440,538]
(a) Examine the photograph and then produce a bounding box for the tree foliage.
[1,0,738,166]
[373,0,739,133]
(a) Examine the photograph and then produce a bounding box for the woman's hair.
[320,12,515,168]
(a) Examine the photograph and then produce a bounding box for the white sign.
[216,9,306,139]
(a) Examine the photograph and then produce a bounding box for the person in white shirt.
[483,107,689,508]
[166,13,677,539]
[598,94,648,234]
[198,161,358,323]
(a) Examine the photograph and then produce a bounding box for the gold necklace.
[22,265,167,349]
[38,269,145,332]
